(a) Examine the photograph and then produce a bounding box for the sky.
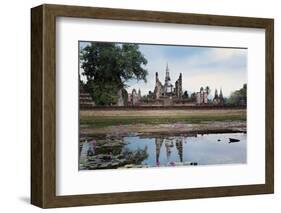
[80,42,247,97]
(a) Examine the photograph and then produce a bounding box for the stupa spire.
[165,62,170,82]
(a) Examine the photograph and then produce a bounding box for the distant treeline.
[224,84,247,106]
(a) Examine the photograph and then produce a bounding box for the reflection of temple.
[175,138,183,162]
[165,139,173,161]
[155,138,164,164]
[155,137,184,164]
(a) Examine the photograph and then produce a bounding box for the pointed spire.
[219,88,223,98]
[165,62,170,83]
[155,72,159,83]
[214,88,218,99]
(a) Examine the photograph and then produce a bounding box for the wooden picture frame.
[31,4,274,208]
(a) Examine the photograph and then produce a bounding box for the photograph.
[78,41,247,170]
[29,3,274,208]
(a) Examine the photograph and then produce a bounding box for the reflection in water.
[79,133,246,170]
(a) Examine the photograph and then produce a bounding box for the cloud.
[127,45,247,97]
[181,67,246,97]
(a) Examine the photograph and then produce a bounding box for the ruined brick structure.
[127,88,142,106]
[154,63,183,100]
[79,84,95,108]
[213,88,224,105]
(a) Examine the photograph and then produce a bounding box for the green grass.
[80,114,246,128]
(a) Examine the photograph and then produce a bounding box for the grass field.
[80,109,246,128]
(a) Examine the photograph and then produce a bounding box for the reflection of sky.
[79,41,247,97]
[124,133,246,166]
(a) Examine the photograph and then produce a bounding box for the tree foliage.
[182,90,189,99]
[226,84,247,106]
[80,42,148,105]
[190,92,197,102]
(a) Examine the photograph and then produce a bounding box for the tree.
[190,92,197,102]
[79,79,85,90]
[226,84,247,106]
[182,90,189,99]
[80,42,148,105]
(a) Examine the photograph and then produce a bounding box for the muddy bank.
[81,108,246,117]
[80,121,246,138]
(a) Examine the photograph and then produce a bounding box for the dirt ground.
[80,109,246,118]
[79,108,246,137]
[80,121,246,137]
